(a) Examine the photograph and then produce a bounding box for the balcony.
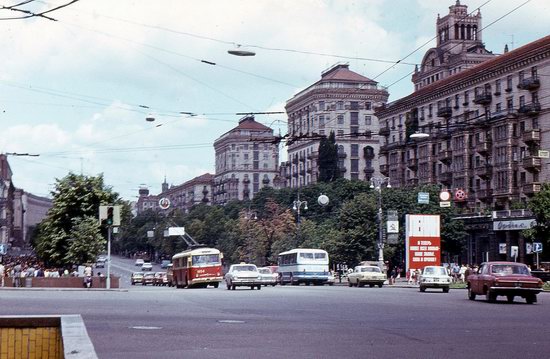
[307,151,318,160]
[407,177,419,186]
[518,102,541,116]
[523,182,542,195]
[379,127,391,136]
[437,106,453,118]
[407,158,418,169]
[437,129,453,140]
[473,92,492,105]
[475,141,492,154]
[379,145,389,154]
[338,152,347,159]
[523,129,541,143]
[517,76,540,90]
[490,108,518,121]
[380,164,389,175]
[474,164,493,179]
[474,115,491,128]
[438,150,452,163]
[364,167,375,175]
[523,156,542,171]
[476,189,493,201]
[439,171,452,184]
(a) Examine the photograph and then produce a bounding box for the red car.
[467,261,543,304]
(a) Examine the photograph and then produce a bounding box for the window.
[428,104,433,116]
[337,130,344,136]
[350,112,358,126]
[506,75,513,91]
[337,115,345,125]
[365,102,372,110]
[319,115,325,128]
[464,90,469,104]
[454,94,460,108]
[350,159,359,172]
[365,115,372,125]
[351,144,359,157]
[350,101,359,110]
[495,125,508,141]
[319,101,325,111]
[337,101,344,110]
[495,79,501,94]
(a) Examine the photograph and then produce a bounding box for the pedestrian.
[389,268,396,285]
[0,262,5,287]
[13,262,22,287]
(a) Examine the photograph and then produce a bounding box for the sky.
[1,0,549,201]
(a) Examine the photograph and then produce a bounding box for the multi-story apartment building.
[376,2,550,265]
[213,116,280,204]
[0,154,15,248]
[285,63,389,187]
[135,174,213,215]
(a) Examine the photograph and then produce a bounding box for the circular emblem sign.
[158,197,171,210]
[439,190,451,201]
[454,189,467,201]
[317,194,330,206]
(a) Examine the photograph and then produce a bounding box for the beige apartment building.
[376,1,550,265]
[136,174,214,215]
[213,116,280,204]
[285,63,389,187]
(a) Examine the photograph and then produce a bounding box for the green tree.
[33,173,121,266]
[526,183,550,261]
[318,131,340,182]
[64,216,106,265]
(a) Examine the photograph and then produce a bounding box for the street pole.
[293,193,308,234]
[106,226,111,289]
[370,176,390,273]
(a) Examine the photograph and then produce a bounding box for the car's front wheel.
[468,286,476,300]
[419,286,426,292]
[486,290,496,303]
[443,287,449,293]
[525,295,536,304]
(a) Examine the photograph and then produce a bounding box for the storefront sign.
[493,219,536,231]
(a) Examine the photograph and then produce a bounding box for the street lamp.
[370,176,391,273]
[292,194,308,229]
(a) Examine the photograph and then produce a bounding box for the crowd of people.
[0,254,93,287]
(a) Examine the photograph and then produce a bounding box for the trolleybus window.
[192,254,220,266]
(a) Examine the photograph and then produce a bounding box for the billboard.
[405,214,441,270]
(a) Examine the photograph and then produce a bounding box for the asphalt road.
[1,257,549,359]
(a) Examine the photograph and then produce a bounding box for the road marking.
[217,320,245,324]
[130,326,163,330]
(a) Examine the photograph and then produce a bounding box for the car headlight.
[233,275,239,280]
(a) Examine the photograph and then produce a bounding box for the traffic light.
[106,206,114,226]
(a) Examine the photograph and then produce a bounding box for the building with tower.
[376,1,550,265]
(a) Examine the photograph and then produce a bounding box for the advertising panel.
[405,214,441,270]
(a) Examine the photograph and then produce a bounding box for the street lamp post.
[370,176,391,273]
[292,194,308,230]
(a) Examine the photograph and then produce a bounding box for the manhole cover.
[217,320,245,324]
[130,326,163,330]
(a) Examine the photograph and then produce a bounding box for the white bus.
[278,248,330,285]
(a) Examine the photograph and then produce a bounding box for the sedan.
[154,272,168,286]
[224,263,262,290]
[131,272,144,285]
[467,261,543,303]
[418,266,452,293]
[347,265,386,288]
[141,262,153,271]
[257,267,278,286]
[142,272,156,286]
[135,259,145,267]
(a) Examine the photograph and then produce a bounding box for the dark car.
[160,260,171,269]
[467,261,543,304]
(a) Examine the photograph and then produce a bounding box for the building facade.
[376,3,550,265]
[213,116,280,204]
[285,63,389,187]
[157,174,214,213]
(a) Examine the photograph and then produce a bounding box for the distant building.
[285,63,389,187]
[135,174,214,215]
[376,1,550,265]
[213,116,280,204]
[0,154,52,251]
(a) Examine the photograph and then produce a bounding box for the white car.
[257,267,278,286]
[141,262,153,271]
[135,259,145,267]
[347,265,386,288]
[419,266,452,293]
[225,263,262,290]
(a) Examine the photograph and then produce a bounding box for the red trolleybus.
[171,247,223,288]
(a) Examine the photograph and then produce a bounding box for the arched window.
[454,24,459,39]
[466,25,471,40]
[460,24,465,39]
[472,26,478,40]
